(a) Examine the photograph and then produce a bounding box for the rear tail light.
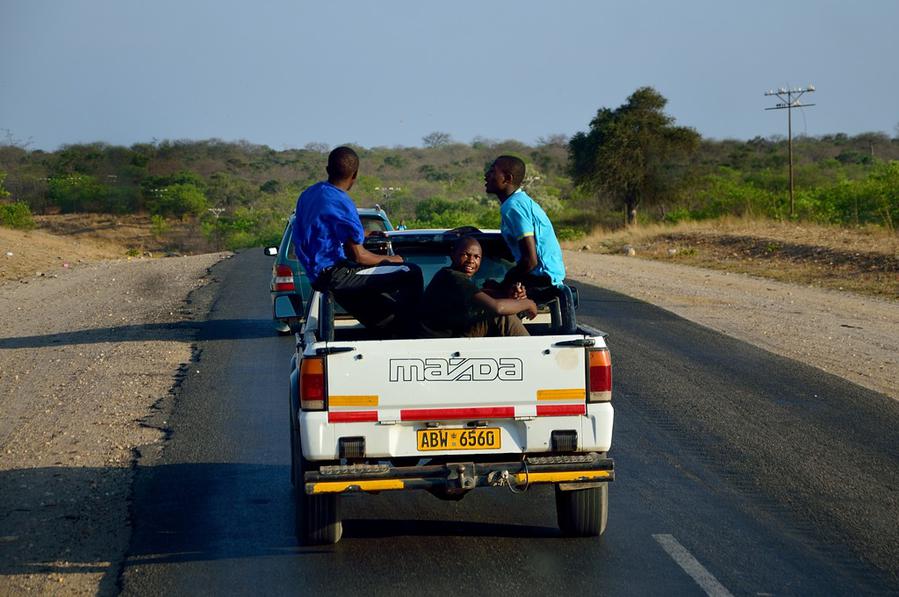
[274,264,295,291]
[300,357,325,410]
[587,348,612,402]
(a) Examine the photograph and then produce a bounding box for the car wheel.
[555,483,608,537]
[291,422,342,545]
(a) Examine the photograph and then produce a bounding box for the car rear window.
[361,215,389,235]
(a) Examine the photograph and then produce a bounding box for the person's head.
[484,155,525,200]
[450,236,482,278]
[326,146,359,190]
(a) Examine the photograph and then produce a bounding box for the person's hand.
[521,299,538,320]
[507,282,526,300]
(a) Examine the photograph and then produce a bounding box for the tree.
[147,183,208,219]
[536,133,568,147]
[422,131,452,148]
[0,171,9,199]
[48,174,109,213]
[569,87,700,225]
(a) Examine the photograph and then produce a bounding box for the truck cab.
[288,229,614,544]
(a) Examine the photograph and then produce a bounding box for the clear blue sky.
[2,0,897,151]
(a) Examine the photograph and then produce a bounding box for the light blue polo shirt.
[500,189,566,286]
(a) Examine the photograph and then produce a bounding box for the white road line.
[653,534,735,597]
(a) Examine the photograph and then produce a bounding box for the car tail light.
[274,264,295,291]
[300,357,325,410]
[587,348,611,402]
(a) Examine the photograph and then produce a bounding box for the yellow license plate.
[417,428,501,451]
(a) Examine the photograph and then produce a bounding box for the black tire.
[291,423,342,545]
[555,483,608,537]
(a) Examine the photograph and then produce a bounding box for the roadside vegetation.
[571,218,898,298]
[0,87,896,293]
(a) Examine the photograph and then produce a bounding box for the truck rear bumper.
[299,403,614,460]
[304,452,614,495]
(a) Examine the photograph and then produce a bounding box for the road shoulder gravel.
[0,253,229,596]
[564,251,898,401]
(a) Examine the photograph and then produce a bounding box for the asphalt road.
[120,250,899,596]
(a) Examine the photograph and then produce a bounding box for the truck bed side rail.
[311,283,579,340]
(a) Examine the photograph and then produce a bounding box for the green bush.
[0,202,36,229]
[147,183,208,218]
[223,230,257,251]
[150,214,169,236]
[663,207,693,223]
[409,196,500,230]
[48,174,106,213]
[0,171,10,200]
[793,162,898,228]
[555,227,585,241]
[200,204,288,250]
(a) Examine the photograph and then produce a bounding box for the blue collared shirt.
[500,189,566,285]
[292,181,364,284]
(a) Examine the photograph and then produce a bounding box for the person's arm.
[344,240,403,266]
[500,198,539,279]
[483,280,526,300]
[513,235,539,274]
[501,235,539,286]
[472,291,538,320]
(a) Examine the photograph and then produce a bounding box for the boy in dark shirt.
[420,237,538,338]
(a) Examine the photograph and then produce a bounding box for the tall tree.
[569,87,699,225]
[0,171,10,199]
[422,131,453,148]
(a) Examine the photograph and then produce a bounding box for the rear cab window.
[390,232,515,287]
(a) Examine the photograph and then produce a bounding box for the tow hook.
[447,463,477,491]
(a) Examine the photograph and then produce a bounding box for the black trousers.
[315,260,423,334]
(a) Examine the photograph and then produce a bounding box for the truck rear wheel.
[555,483,608,537]
[291,424,342,545]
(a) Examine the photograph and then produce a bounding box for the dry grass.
[34,213,216,255]
[563,217,899,300]
[0,214,217,283]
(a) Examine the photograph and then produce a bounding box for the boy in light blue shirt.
[485,155,566,301]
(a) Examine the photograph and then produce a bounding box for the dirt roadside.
[0,237,896,595]
[564,251,898,401]
[0,252,229,595]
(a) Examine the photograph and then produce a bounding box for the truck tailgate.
[323,334,589,422]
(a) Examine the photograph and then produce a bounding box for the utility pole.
[765,85,815,217]
[374,186,401,212]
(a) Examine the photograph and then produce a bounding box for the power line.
[764,85,816,217]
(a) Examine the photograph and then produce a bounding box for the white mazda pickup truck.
[288,229,614,545]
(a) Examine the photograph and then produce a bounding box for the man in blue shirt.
[484,155,566,302]
[292,147,422,335]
